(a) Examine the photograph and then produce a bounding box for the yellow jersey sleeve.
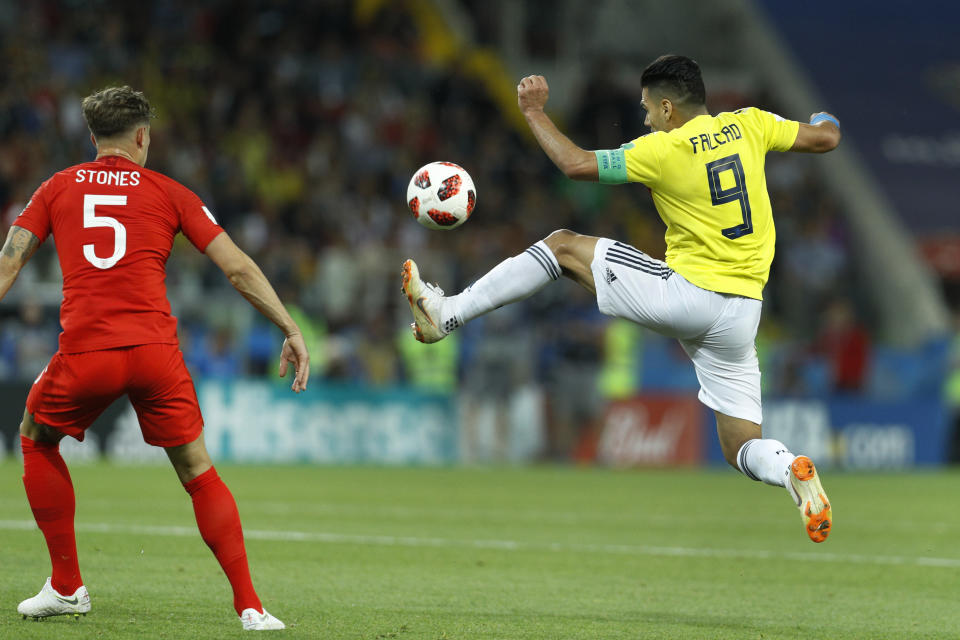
[736,107,799,152]
[594,134,662,186]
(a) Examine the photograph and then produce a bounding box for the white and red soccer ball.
[406,161,476,230]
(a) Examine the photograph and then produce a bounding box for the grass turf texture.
[1,462,958,639]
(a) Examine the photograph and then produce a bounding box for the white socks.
[444,241,561,326]
[736,438,795,487]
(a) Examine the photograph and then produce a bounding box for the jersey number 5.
[83,194,127,269]
[706,153,753,239]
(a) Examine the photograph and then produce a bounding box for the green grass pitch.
[1,461,958,639]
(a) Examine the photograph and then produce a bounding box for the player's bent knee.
[19,409,65,444]
[543,229,578,255]
[18,410,35,438]
[544,229,594,269]
[165,434,214,484]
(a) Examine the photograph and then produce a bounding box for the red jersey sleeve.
[13,179,53,243]
[169,182,224,252]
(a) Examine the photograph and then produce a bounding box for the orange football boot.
[787,456,832,543]
[401,259,450,344]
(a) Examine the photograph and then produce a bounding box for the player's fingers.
[296,359,310,392]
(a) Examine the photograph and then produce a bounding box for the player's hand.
[518,75,549,114]
[279,333,310,393]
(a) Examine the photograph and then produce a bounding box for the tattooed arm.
[0,226,41,301]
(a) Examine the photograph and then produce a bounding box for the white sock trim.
[448,241,561,325]
[736,439,761,481]
[524,241,561,280]
[738,438,795,487]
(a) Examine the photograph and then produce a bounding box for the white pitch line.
[1,519,959,569]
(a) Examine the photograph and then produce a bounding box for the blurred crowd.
[0,1,870,415]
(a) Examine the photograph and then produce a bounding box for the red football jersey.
[15,155,224,353]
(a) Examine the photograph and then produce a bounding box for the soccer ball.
[406,162,476,230]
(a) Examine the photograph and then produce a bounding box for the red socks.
[21,435,83,595]
[184,467,262,616]
[22,441,260,615]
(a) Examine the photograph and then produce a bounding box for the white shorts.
[591,238,763,424]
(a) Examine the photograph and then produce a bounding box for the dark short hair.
[641,55,706,107]
[81,86,155,139]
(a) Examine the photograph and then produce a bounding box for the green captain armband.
[594,148,628,184]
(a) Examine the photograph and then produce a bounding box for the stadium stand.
[0,0,951,461]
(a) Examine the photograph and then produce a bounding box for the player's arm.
[518,75,599,181]
[204,232,310,393]
[0,226,41,301]
[791,112,842,153]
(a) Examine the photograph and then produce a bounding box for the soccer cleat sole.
[401,259,443,344]
[790,456,832,543]
[23,612,87,621]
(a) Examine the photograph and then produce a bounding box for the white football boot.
[240,607,286,630]
[785,455,832,543]
[18,577,90,620]
[401,259,453,344]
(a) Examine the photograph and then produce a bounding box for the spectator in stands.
[815,298,871,393]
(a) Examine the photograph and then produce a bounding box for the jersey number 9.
[706,153,753,239]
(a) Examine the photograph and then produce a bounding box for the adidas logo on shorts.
[605,267,618,284]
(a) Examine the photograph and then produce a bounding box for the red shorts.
[26,343,203,447]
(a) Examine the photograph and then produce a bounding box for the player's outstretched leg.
[402,230,597,343]
[737,439,832,542]
[718,412,832,543]
[18,577,90,620]
[167,435,285,630]
[19,411,89,619]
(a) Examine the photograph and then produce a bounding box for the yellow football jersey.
[594,108,799,299]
